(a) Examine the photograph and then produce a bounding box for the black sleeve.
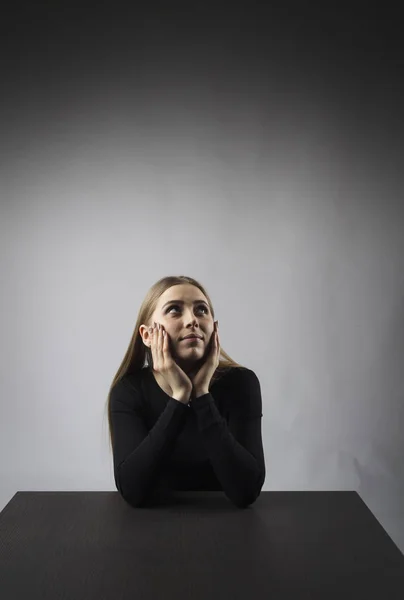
[191,368,266,508]
[109,378,189,507]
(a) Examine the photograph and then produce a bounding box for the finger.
[156,323,162,361]
[153,323,160,368]
[149,326,155,366]
[158,323,167,367]
[152,325,157,358]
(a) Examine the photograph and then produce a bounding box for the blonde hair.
[104,275,246,454]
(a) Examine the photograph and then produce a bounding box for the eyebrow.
[162,300,209,309]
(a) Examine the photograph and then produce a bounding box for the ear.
[139,325,151,346]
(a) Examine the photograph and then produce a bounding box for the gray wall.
[1,4,403,552]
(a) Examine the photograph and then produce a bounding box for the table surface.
[1,490,403,600]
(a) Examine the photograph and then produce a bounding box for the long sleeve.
[109,377,189,507]
[190,368,265,508]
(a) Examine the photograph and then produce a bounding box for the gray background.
[1,3,403,552]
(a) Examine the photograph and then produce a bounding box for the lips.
[181,334,203,340]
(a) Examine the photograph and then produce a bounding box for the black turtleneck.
[109,366,265,508]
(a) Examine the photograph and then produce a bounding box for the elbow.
[227,487,262,509]
[230,468,265,509]
[232,491,261,509]
[117,477,168,508]
[118,487,153,508]
[115,473,150,508]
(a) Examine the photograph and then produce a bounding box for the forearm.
[115,399,188,506]
[191,394,265,507]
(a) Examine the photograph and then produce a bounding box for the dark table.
[0,490,403,599]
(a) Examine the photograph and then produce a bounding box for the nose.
[187,315,198,326]
[183,310,199,326]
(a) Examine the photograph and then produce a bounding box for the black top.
[109,366,265,508]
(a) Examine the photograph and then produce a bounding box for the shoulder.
[215,367,262,416]
[217,366,261,388]
[110,369,146,407]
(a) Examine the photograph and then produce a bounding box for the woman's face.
[140,284,215,372]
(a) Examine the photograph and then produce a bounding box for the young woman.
[106,275,265,508]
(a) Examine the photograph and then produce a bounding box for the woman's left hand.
[189,321,220,396]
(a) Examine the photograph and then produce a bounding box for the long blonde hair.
[104,275,246,454]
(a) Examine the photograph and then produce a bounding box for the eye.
[166,304,209,314]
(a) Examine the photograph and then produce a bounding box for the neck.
[177,358,203,377]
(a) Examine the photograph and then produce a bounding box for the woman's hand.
[189,321,220,397]
[150,322,193,403]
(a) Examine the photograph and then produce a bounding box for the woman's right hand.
[150,322,193,404]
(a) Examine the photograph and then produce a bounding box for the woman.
[106,275,265,508]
